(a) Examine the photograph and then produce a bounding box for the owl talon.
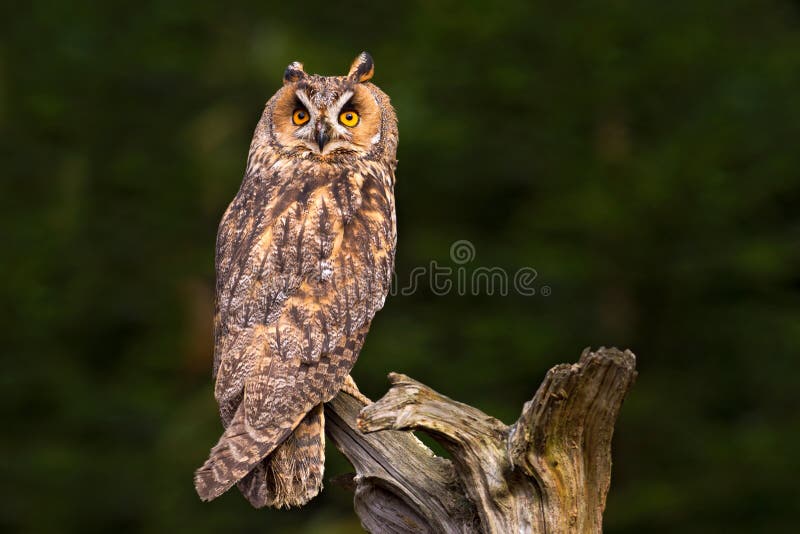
[341,375,371,405]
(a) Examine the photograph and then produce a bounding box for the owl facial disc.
[268,52,394,159]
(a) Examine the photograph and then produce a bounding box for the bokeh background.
[3,1,800,532]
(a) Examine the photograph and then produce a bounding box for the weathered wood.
[326,392,479,533]
[325,347,637,533]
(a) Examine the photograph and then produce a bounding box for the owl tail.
[194,401,300,502]
[236,403,325,508]
[194,402,325,506]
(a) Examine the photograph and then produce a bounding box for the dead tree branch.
[324,347,637,534]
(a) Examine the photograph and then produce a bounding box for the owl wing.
[194,158,395,501]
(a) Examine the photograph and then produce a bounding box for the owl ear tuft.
[283,61,306,85]
[347,52,374,83]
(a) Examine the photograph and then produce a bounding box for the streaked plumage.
[194,52,398,508]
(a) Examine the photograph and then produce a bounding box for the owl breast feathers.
[194,52,398,508]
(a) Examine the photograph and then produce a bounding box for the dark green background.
[3,1,799,532]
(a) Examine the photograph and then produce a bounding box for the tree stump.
[324,347,637,534]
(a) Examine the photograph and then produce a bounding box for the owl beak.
[315,121,331,152]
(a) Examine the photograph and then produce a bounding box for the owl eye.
[292,109,310,126]
[339,110,359,127]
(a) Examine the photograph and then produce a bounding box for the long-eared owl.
[194,52,398,508]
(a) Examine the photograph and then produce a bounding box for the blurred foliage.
[2,0,800,532]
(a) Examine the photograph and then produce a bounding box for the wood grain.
[325,347,637,533]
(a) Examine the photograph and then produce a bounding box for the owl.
[194,52,398,508]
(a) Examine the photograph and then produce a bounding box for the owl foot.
[340,375,371,405]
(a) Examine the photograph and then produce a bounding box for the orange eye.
[339,110,359,127]
[292,109,309,126]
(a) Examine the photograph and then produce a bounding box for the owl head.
[260,52,397,162]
